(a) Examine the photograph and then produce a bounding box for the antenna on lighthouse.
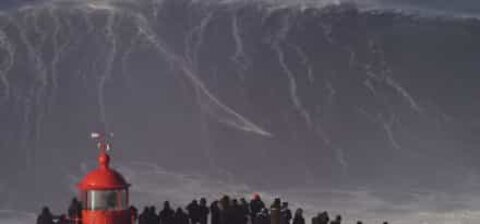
[91,132,114,152]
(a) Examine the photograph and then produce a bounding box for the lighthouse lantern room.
[77,133,131,224]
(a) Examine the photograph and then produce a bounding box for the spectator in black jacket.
[292,209,305,224]
[67,198,82,222]
[199,198,209,224]
[280,202,292,224]
[250,194,265,220]
[239,198,249,224]
[175,208,189,224]
[37,207,54,224]
[210,201,221,224]
[187,200,201,224]
[139,207,149,224]
[159,201,175,224]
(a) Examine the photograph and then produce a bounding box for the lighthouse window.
[84,189,127,211]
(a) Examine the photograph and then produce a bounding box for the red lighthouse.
[77,133,131,224]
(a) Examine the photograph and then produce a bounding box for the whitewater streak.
[0,0,437,180]
[1,0,273,144]
[1,1,479,223]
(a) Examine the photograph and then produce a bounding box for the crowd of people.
[133,195,299,224]
[36,194,389,224]
[36,198,82,224]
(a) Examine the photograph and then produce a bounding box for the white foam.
[117,162,480,224]
[0,210,35,224]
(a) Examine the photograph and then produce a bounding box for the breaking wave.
[0,0,479,223]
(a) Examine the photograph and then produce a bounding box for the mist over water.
[0,0,479,223]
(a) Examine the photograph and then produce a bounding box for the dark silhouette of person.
[159,201,175,224]
[68,198,81,224]
[210,200,221,224]
[382,222,388,224]
[239,198,250,224]
[317,212,329,224]
[356,221,363,224]
[149,206,160,224]
[139,207,149,224]
[67,197,82,224]
[174,208,189,224]
[231,199,244,224]
[220,195,232,224]
[329,215,341,224]
[37,207,54,224]
[199,198,209,224]
[130,206,138,224]
[292,209,305,224]
[220,195,230,210]
[250,194,265,220]
[270,198,281,224]
[280,202,292,224]
[271,198,281,208]
[187,200,201,224]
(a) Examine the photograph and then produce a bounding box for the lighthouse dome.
[77,152,129,190]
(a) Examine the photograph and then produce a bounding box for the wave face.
[0,0,479,222]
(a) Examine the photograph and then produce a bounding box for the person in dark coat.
[187,200,201,224]
[149,206,159,224]
[210,200,221,224]
[159,201,175,224]
[239,198,250,224]
[174,208,190,224]
[68,198,82,222]
[231,199,244,224]
[292,209,305,224]
[329,215,341,224]
[220,196,230,211]
[318,212,329,224]
[220,195,232,224]
[139,207,149,224]
[280,202,292,224]
[356,221,363,224]
[37,207,54,224]
[199,198,209,224]
[249,194,265,220]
